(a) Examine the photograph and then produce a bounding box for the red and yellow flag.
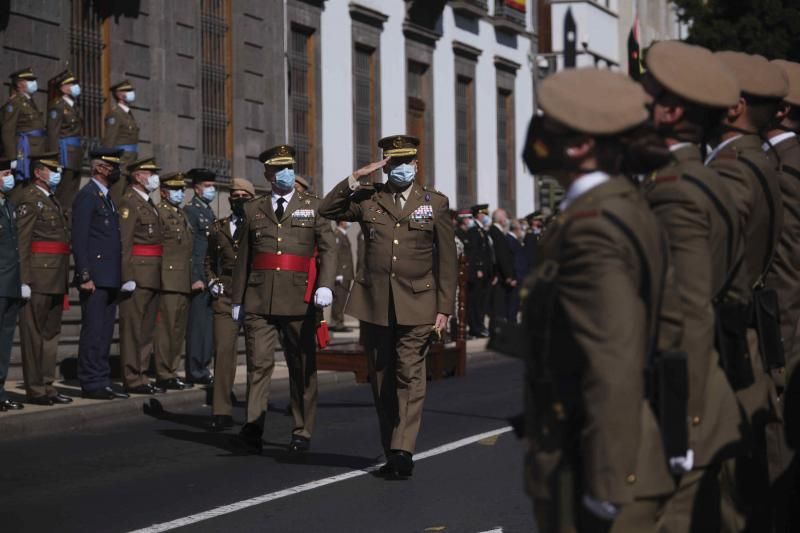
[505,0,526,13]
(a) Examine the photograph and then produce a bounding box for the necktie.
[232,219,242,242]
[105,194,116,213]
[394,193,403,210]
[50,194,62,213]
[275,197,286,220]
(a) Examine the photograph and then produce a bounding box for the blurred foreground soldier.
[641,41,747,531]
[329,220,354,332]
[118,158,164,395]
[16,152,72,405]
[183,168,217,386]
[520,69,682,531]
[231,145,336,453]
[465,204,492,337]
[46,70,83,215]
[0,158,23,411]
[706,52,789,532]
[207,178,255,430]
[2,68,45,201]
[72,149,128,400]
[154,173,194,391]
[102,80,139,202]
[319,134,457,478]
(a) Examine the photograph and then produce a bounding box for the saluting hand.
[353,157,390,181]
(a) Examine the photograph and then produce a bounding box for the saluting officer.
[206,178,255,431]
[519,69,679,531]
[0,158,23,412]
[183,168,217,386]
[102,80,139,202]
[231,144,336,454]
[328,220,354,332]
[465,204,492,338]
[72,149,128,400]
[154,172,194,391]
[319,135,457,478]
[706,52,789,532]
[640,41,747,530]
[2,68,45,201]
[118,158,164,395]
[15,152,72,405]
[46,70,83,215]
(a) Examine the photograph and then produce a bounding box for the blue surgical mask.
[388,163,416,187]
[467,219,476,229]
[145,174,160,192]
[69,84,81,97]
[167,189,185,206]
[48,170,62,189]
[26,80,38,94]
[201,186,217,202]
[124,91,135,103]
[1,174,14,193]
[275,168,295,190]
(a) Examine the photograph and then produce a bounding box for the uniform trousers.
[658,465,722,533]
[243,310,318,439]
[0,297,21,400]
[185,291,214,381]
[119,286,159,388]
[212,293,243,416]
[329,282,350,328]
[467,277,490,335]
[77,287,118,392]
[155,291,190,381]
[20,292,64,399]
[361,305,431,454]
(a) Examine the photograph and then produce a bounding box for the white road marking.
[477,529,504,533]
[128,426,513,533]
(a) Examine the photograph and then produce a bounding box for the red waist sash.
[31,241,70,255]
[251,252,317,303]
[132,244,164,257]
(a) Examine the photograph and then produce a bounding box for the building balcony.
[450,0,489,19]
[493,1,527,34]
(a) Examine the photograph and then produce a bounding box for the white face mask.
[124,91,135,103]
[144,174,160,192]
[26,80,38,95]
[69,84,81,98]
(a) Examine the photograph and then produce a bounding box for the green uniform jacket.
[119,189,162,290]
[46,97,83,171]
[526,178,677,505]
[231,189,337,317]
[644,144,743,467]
[0,198,21,298]
[334,228,354,285]
[157,200,193,294]
[319,179,457,327]
[1,93,45,159]
[205,215,242,314]
[101,104,139,170]
[14,185,69,295]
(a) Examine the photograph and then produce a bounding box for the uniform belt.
[58,136,81,168]
[30,241,70,255]
[251,253,311,273]
[132,244,163,257]
[114,143,138,153]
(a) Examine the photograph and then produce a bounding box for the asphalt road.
[0,355,535,533]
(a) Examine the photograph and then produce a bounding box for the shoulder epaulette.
[422,185,446,197]
[568,209,600,221]
[654,175,680,183]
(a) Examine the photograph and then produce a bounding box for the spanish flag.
[505,0,526,13]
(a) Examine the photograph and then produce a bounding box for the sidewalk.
[0,337,492,441]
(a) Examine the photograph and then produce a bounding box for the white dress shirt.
[763,131,796,152]
[272,188,295,214]
[705,134,742,164]
[559,171,610,212]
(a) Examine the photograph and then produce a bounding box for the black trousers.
[467,278,490,335]
[0,297,21,401]
[185,290,214,381]
[78,287,118,392]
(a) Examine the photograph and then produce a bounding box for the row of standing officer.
[516,43,800,532]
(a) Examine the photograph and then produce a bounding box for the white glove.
[669,449,695,475]
[20,284,31,300]
[121,280,136,293]
[314,287,333,308]
[232,304,241,322]
[335,275,344,285]
[210,281,224,297]
[582,494,620,521]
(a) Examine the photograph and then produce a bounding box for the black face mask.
[106,168,122,185]
[618,121,673,175]
[230,198,246,217]
[522,115,571,175]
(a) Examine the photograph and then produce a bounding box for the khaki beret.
[771,60,800,107]
[538,68,649,135]
[715,52,788,99]
[646,41,739,108]
[295,175,310,190]
[230,177,255,196]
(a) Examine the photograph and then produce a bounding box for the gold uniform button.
[393,239,399,245]
[626,474,636,484]
[277,251,282,255]
[277,223,282,228]
[276,267,281,272]
[169,265,173,270]
[391,273,396,278]
[692,416,701,426]
[392,256,397,261]
[426,283,430,288]
[277,237,282,242]
[395,223,400,228]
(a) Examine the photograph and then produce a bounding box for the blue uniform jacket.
[71,179,122,289]
[0,198,21,298]
[183,195,216,284]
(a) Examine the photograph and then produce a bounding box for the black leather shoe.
[0,399,24,411]
[210,415,234,431]
[379,450,414,479]
[28,396,54,406]
[107,386,130,399]
[50,393,74,404]
[156,378,193,391]
[189,375,214,386]
[238,423,264,454]
[288,435,310,453]
[82,388,115,400]
[126,384,157,395]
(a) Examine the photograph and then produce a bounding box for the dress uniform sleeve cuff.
[347,174,360,192]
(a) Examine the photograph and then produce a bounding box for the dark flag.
[564,8,576,69]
